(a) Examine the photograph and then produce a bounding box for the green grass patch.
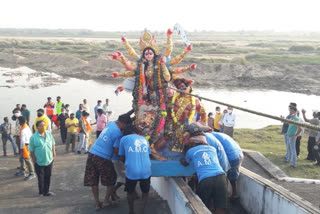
[246,54,320,64]
[234,125,320,179]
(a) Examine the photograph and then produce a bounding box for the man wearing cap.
[286,107,302,167]
[84,110,133,211]
[180,125,228,214]
[281,102,297,161]
[301,108,320,161]
[33,109,51,133]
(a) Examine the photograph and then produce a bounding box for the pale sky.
[1,0,320,32]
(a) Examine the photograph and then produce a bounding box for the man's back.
[119,134,151,180]
[211,132,243,161]
[186,145,225,182]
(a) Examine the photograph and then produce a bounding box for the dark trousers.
[35,161,53,195]
[60,127,67,144]
[307,137,316,160]
[296,136,301,156]
[313,145,320,164]
[96,131,102,139]
[213,128,220,132]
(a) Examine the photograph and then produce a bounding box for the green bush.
[289,45,315,52]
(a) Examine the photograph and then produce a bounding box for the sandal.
[102,201,112,208]
[95,202,102,211]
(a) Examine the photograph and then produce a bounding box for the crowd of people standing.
[0,96,113,197]
[207,106,236,138]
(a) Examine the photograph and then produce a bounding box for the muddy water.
[0,66,319,129]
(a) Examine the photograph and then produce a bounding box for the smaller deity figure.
[168,77,207,152]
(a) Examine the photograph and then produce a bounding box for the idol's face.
[144,49,154,62]
[137,111,155,131]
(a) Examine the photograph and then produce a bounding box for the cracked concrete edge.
[242,149,320,184]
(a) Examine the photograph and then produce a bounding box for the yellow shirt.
[33,115,50,132]
[65,118,79,133]
[214,113,222,130]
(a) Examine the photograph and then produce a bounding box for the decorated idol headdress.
[172,77,194,88]
[139,30,160,55]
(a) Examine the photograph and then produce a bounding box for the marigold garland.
[171,91,196,127]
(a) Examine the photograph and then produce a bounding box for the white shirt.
[223,113,236,127]
[20,126,32,149]
[83,104,90,113]
[298,117,304,137]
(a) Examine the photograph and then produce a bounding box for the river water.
[0,66,319,129]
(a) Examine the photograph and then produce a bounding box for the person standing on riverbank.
[214,106,222,132]
[301,109,319,161]
[222,106,236,138]
[57,108,69,144]
[83,99,90,114]
[33,109,51,133]
[219,109,228,133]
[84,111,132,210]
[44,97,55,127]
[76,104,84,120]
[91,109,108,138]
[21,104,31,126]
[30,120,56,196]
[103,99,112,119]
[281,102,297,162]
[13,108,23,169]
[295,111,304,157]
[207,112,214,130]
[65,113,79,153]
[17,116,36,180]
[77,111,90,154]
[94,100,103,121]
[0,117,18,156]
[56,96,64,115]
[286,106,302,168]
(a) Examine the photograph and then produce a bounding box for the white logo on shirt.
[197,152,212,167]
[128,139,148,153]
[202,152,212,165]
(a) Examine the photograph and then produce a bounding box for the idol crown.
[139,29,160,55]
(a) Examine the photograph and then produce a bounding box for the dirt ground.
[0,130,171,214]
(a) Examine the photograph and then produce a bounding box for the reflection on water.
[0,66,319,129]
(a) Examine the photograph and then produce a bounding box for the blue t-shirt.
[90,121,123,160]
[185,145,225,183]
[111,138,121,160]
[205,133,230,172]
[211,132,243,161]
[119,134,151,180]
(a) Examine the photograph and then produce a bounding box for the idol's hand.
[189,63,197,70]
[185,44,192,52]
[167,28,173,37]
[108,51,123,60]
[160,56,166,65]
[112,72,119,78]
[117,86,124,92]
[121,35,127,43]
